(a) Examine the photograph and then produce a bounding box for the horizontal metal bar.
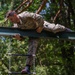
[9,72,31,74]
[0,32,20,36]
[8,53,32,56]
[1,72,31,74]
[0,27,75,40]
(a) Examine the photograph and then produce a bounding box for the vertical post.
[33,54,36,75]
[8,37,12,75]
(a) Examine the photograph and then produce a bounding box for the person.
[6,10,72,74]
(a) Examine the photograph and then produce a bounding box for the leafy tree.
[0,0,75,75]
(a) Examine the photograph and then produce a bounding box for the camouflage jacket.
[16,11,44,29]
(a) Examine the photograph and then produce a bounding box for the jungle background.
[0,0,75,75]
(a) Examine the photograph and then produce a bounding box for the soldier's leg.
[21,37,39,73]
[64,28,73,32]
[43,21,72,33]
[54,24,73,32]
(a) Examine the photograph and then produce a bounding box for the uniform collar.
[17,15,22,24]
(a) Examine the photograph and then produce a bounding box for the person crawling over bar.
[6,10,72,34]
[5,10,72,74]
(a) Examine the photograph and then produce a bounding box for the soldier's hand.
[13,34,24,41]
[36,27,43,33]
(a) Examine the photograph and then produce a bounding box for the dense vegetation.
[0,0,75,75]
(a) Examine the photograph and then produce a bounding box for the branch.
[53,0,64,23]
[36,0,48,14]
[18,0,33,14]
[15,0,33,14]
[53,10,61,23]
[15,0,28,12]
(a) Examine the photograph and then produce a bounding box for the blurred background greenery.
[0,0,75,75]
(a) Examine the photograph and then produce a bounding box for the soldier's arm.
[19,11,44,33]
[36,27,44,33]
[34,14,44,33]
[25,12,44,33]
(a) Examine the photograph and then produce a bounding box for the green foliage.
[0,0,75,75]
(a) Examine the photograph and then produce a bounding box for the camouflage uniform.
[15,11,66,66]
[17,11,44,29]
[17,11,66,33]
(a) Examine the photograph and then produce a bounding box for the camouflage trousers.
[26,37,39,66]
[43,21,66,33]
